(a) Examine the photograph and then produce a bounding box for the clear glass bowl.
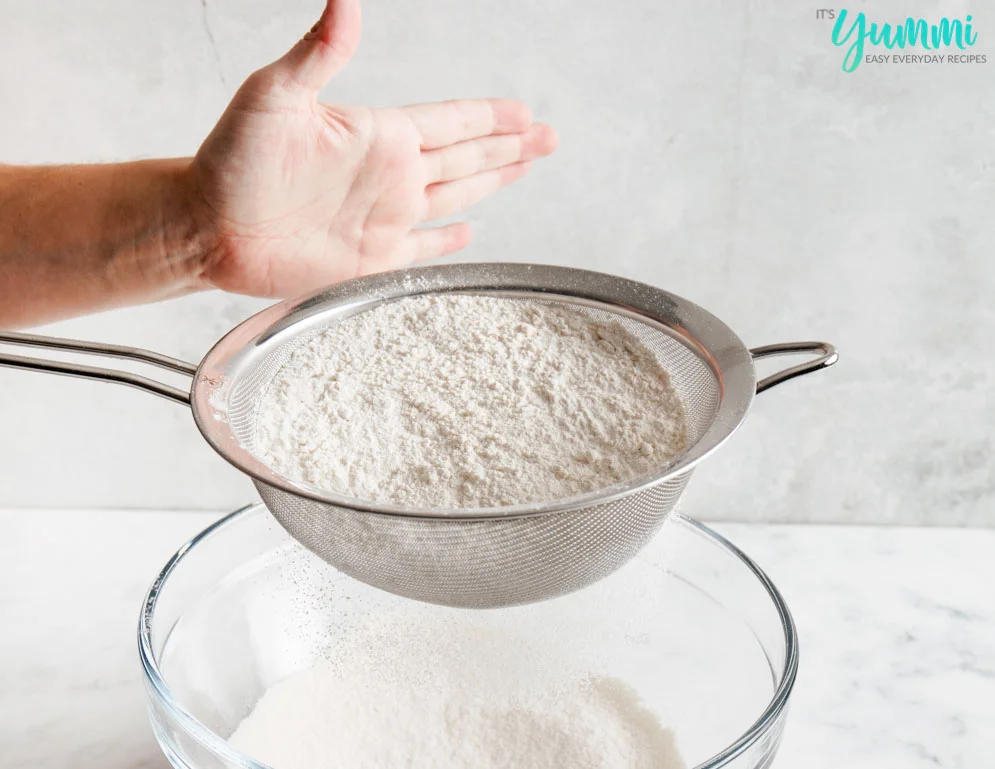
[140,503,797,769]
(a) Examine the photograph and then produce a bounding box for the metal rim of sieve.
[189,263,758,520]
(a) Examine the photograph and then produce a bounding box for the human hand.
[189,0,558,297]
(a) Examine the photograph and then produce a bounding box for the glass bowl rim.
[138,503,798,769]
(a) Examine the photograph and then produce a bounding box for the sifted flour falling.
[253,295,688,508]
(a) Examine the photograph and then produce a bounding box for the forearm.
[0,159,216,328]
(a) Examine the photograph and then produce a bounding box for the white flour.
[254,295,688,508]
[230,670,684,769]
[228,613,685,769]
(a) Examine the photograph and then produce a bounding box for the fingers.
[425,161,532,221]
[357,224,473,277]
[408,223,474,263]
[423,123,558,184]
[267,0,362,94]
[406,99,533,150]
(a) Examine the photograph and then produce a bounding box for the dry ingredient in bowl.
[228,610,685,769]
[230,667,684,769]
[254,295,689,508]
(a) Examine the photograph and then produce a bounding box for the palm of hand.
[194,96,424,296]
[189,0,556,298]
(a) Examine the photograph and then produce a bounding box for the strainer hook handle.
[750,341,838,394]
[0,331,195,405]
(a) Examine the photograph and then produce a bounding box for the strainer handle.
[0,331,195,405]
[750,341,838,394]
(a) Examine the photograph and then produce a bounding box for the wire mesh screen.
[257,470,693,608]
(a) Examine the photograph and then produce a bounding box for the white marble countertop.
[0,508,991,768]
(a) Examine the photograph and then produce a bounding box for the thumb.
[270,0,361,94]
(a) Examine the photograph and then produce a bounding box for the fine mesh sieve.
[0,263,836,608]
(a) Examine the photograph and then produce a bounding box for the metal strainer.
[0,263,836,608]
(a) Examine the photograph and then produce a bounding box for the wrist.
[158,158,224,293]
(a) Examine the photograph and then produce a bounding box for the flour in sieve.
[253,295,689,508]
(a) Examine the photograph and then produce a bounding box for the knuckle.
[244,68,281,95]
